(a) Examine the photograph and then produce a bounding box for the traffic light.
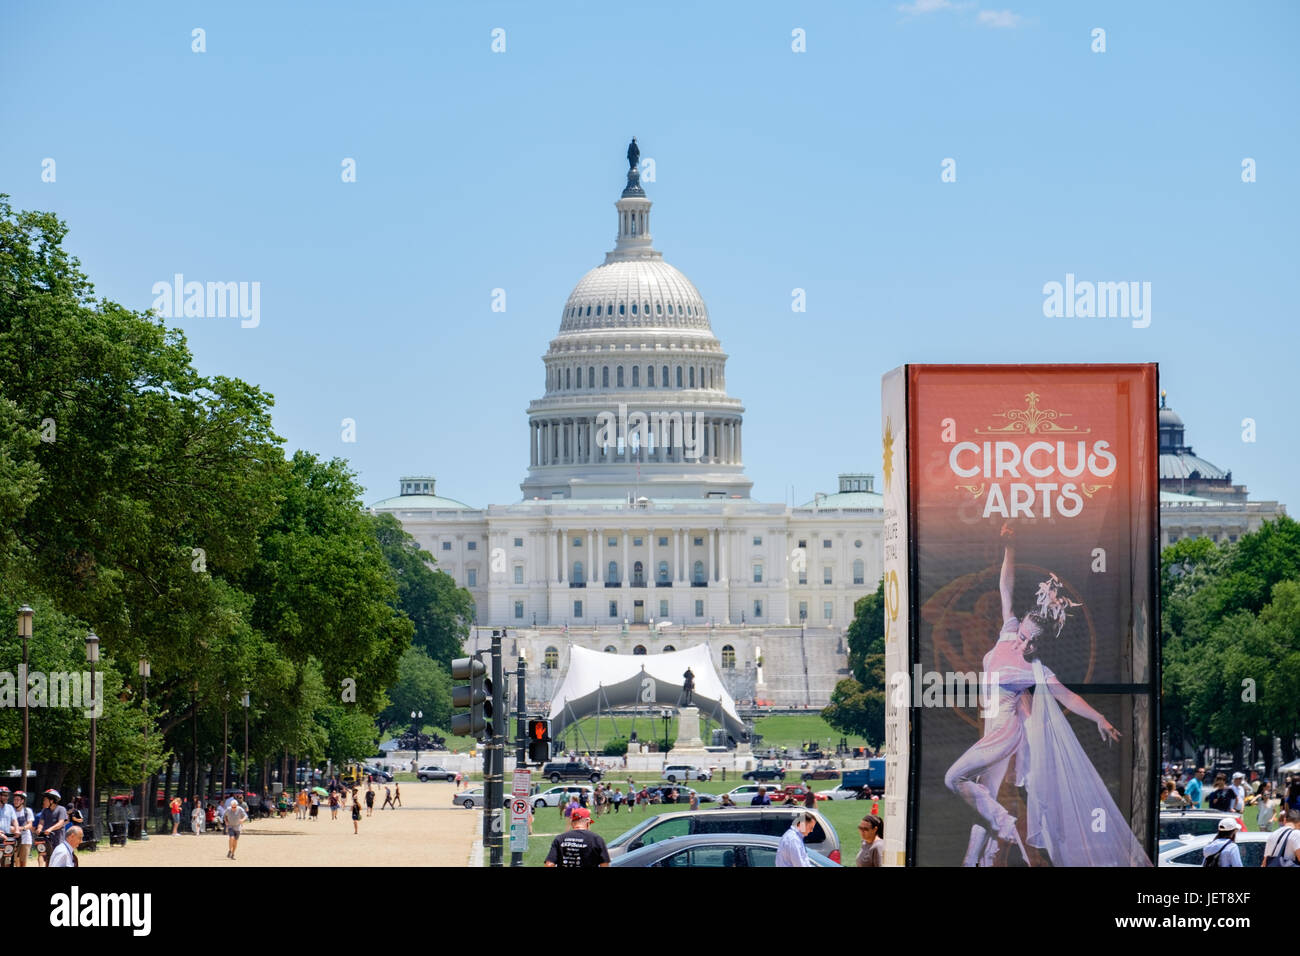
[451,657,491,739]
[527,718,550,763]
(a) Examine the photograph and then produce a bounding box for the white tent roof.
[547,644,746,740]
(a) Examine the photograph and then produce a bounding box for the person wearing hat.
[35,790,68,867]
[1202,818,1244,867]
[1231,773,1248,820]
[543,807,609,868]
[9,793,33,867]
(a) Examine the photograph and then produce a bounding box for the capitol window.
[602,367,609,388]
[609,601,619,618]
[689,367,695,388]
[823,539,832,548]
[667,303,673,315]
[753,564,763,583]
[514,601,524,619]
[676,367,683,388]
[586,305,592,316]
[661,366,669,387]
[753,600,762,618]
[617,366,624,387]
[631,302,637,315]
[588,368,595,388]
[514,566,524,584]
[514,538,523,548]
[824,567,833,585]
[565,368,570,389]
[604,645,617,654]
[656,302,662,314]
[823,601,833,620]
[647,365,654,387]
[853,559,865,585]
[575,601,583,617]
[607,302,613,315]
[695,599,704,617]
[753,535,762,546]
[663,645,675,653]
[632,366,639,386]
[798,570,807,585]
[619,303,625,315]
[467,569,477,587]
[544,647,559,669]
[633,645,646,655]
[658,536,668,547]
[607,560,619,583]
[659,600,668,617]
[721,645,736,669]
[608,536,617,547]
[643,301,650,314]
[441,541,451,551]
[855,539,863,548]
[467,541,477,550]
[596,304,602,315]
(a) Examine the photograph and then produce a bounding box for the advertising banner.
[884,364,1158,866]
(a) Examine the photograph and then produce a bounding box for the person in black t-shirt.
[544,808,610,868]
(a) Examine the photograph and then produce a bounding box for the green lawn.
[751,715,870,752]
[484,775,878,866]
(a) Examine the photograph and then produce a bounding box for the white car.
[723,784,782,804]
[820,785,866,801]
[663,765,712,783]
[531,784,594,810]
[1157,831,1272,867]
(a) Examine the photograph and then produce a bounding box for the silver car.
[612,832,840,867]
[452,788,511,810]
[605,807,842,863]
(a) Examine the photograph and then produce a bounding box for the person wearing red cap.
[543,807,609,868]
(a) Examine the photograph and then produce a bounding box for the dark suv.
[542,761,603,783]
[742,765,786,782]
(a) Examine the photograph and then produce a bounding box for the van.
[606,807,842,863]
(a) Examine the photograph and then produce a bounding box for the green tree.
[379,645,452,735]
[822,583,887,744]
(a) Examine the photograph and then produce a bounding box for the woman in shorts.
[351,794,362,834]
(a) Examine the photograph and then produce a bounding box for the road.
[79,781,479,867]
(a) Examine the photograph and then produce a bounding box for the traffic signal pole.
[511,655,525,867]
[488,629,505,867]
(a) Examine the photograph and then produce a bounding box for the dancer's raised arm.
[1043,675,1120,743]
[999,523,1015,623]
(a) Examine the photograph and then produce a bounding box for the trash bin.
[127,819,143,841]
[109,822,127,847]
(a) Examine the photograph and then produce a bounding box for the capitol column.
[648,527,655,587]
[709,528,717,581]
[558,529,566,584]
[622,530,629,588]
[587,529,594,586]
[596,531,604,586]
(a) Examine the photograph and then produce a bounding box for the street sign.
[510,794,530,852]
[512,768,531,797]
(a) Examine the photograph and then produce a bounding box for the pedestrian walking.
[1206,774,1234,812]
[543,808,609,868]
[224,798,249,860]
[802,786,817,810]
[296,788,309,820]
[329,790,339,820]
[49,826,82,867]
[1258,782,1278,832]
[1202,819,1243,867]
[352,795,362,835]
[1184,767,1205,808]
[455,771,463,789]
[689,789,699,811]
[381,786,395,810]
[394,783,402,807]
[191,802,205,835]
[309,790,320,820]
[775,811,817,867]
[1262,810,1300,867]
[856,815,884,867]
[365,785,375,817]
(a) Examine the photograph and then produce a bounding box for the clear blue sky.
[3,0,1297,510]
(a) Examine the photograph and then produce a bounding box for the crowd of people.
[1161,764,1300,868]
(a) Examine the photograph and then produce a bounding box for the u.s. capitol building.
[371,143,880,707]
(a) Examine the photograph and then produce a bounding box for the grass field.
[483,774,877,866]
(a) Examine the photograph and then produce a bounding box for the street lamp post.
[661,708,671,756]
[241,693,250,793]
[138,658,150,840]
[85,632,100,833]
[411,710,423,768]
[17,606,32,795]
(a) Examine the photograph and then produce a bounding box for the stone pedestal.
[669,706,709,755]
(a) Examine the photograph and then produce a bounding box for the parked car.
[646,784,716,805]
[800,767,840,781]
[771,784,828,802]
[532,785,594,809]
[605,807,842,863]
[612,832,841,867]
[663,764,712,783]
[541,761,603,783]
[820,785,869,801]
[742,765,786,782]
[416,766,457,782]
[362,765,394,783]
[1158,831,1272,867]
[723,784,781,804]
[1158,808,1244,844]
[452,788,512,810]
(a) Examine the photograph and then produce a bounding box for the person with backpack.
[1203,818,1243,867]
[1262,810,1300,867]
[1206,774,1235,812]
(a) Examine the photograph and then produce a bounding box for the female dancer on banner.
[943,524,1150,866]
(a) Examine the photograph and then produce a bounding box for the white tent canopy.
[547,644,747,742]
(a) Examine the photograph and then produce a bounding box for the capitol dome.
[521,140,750,502]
